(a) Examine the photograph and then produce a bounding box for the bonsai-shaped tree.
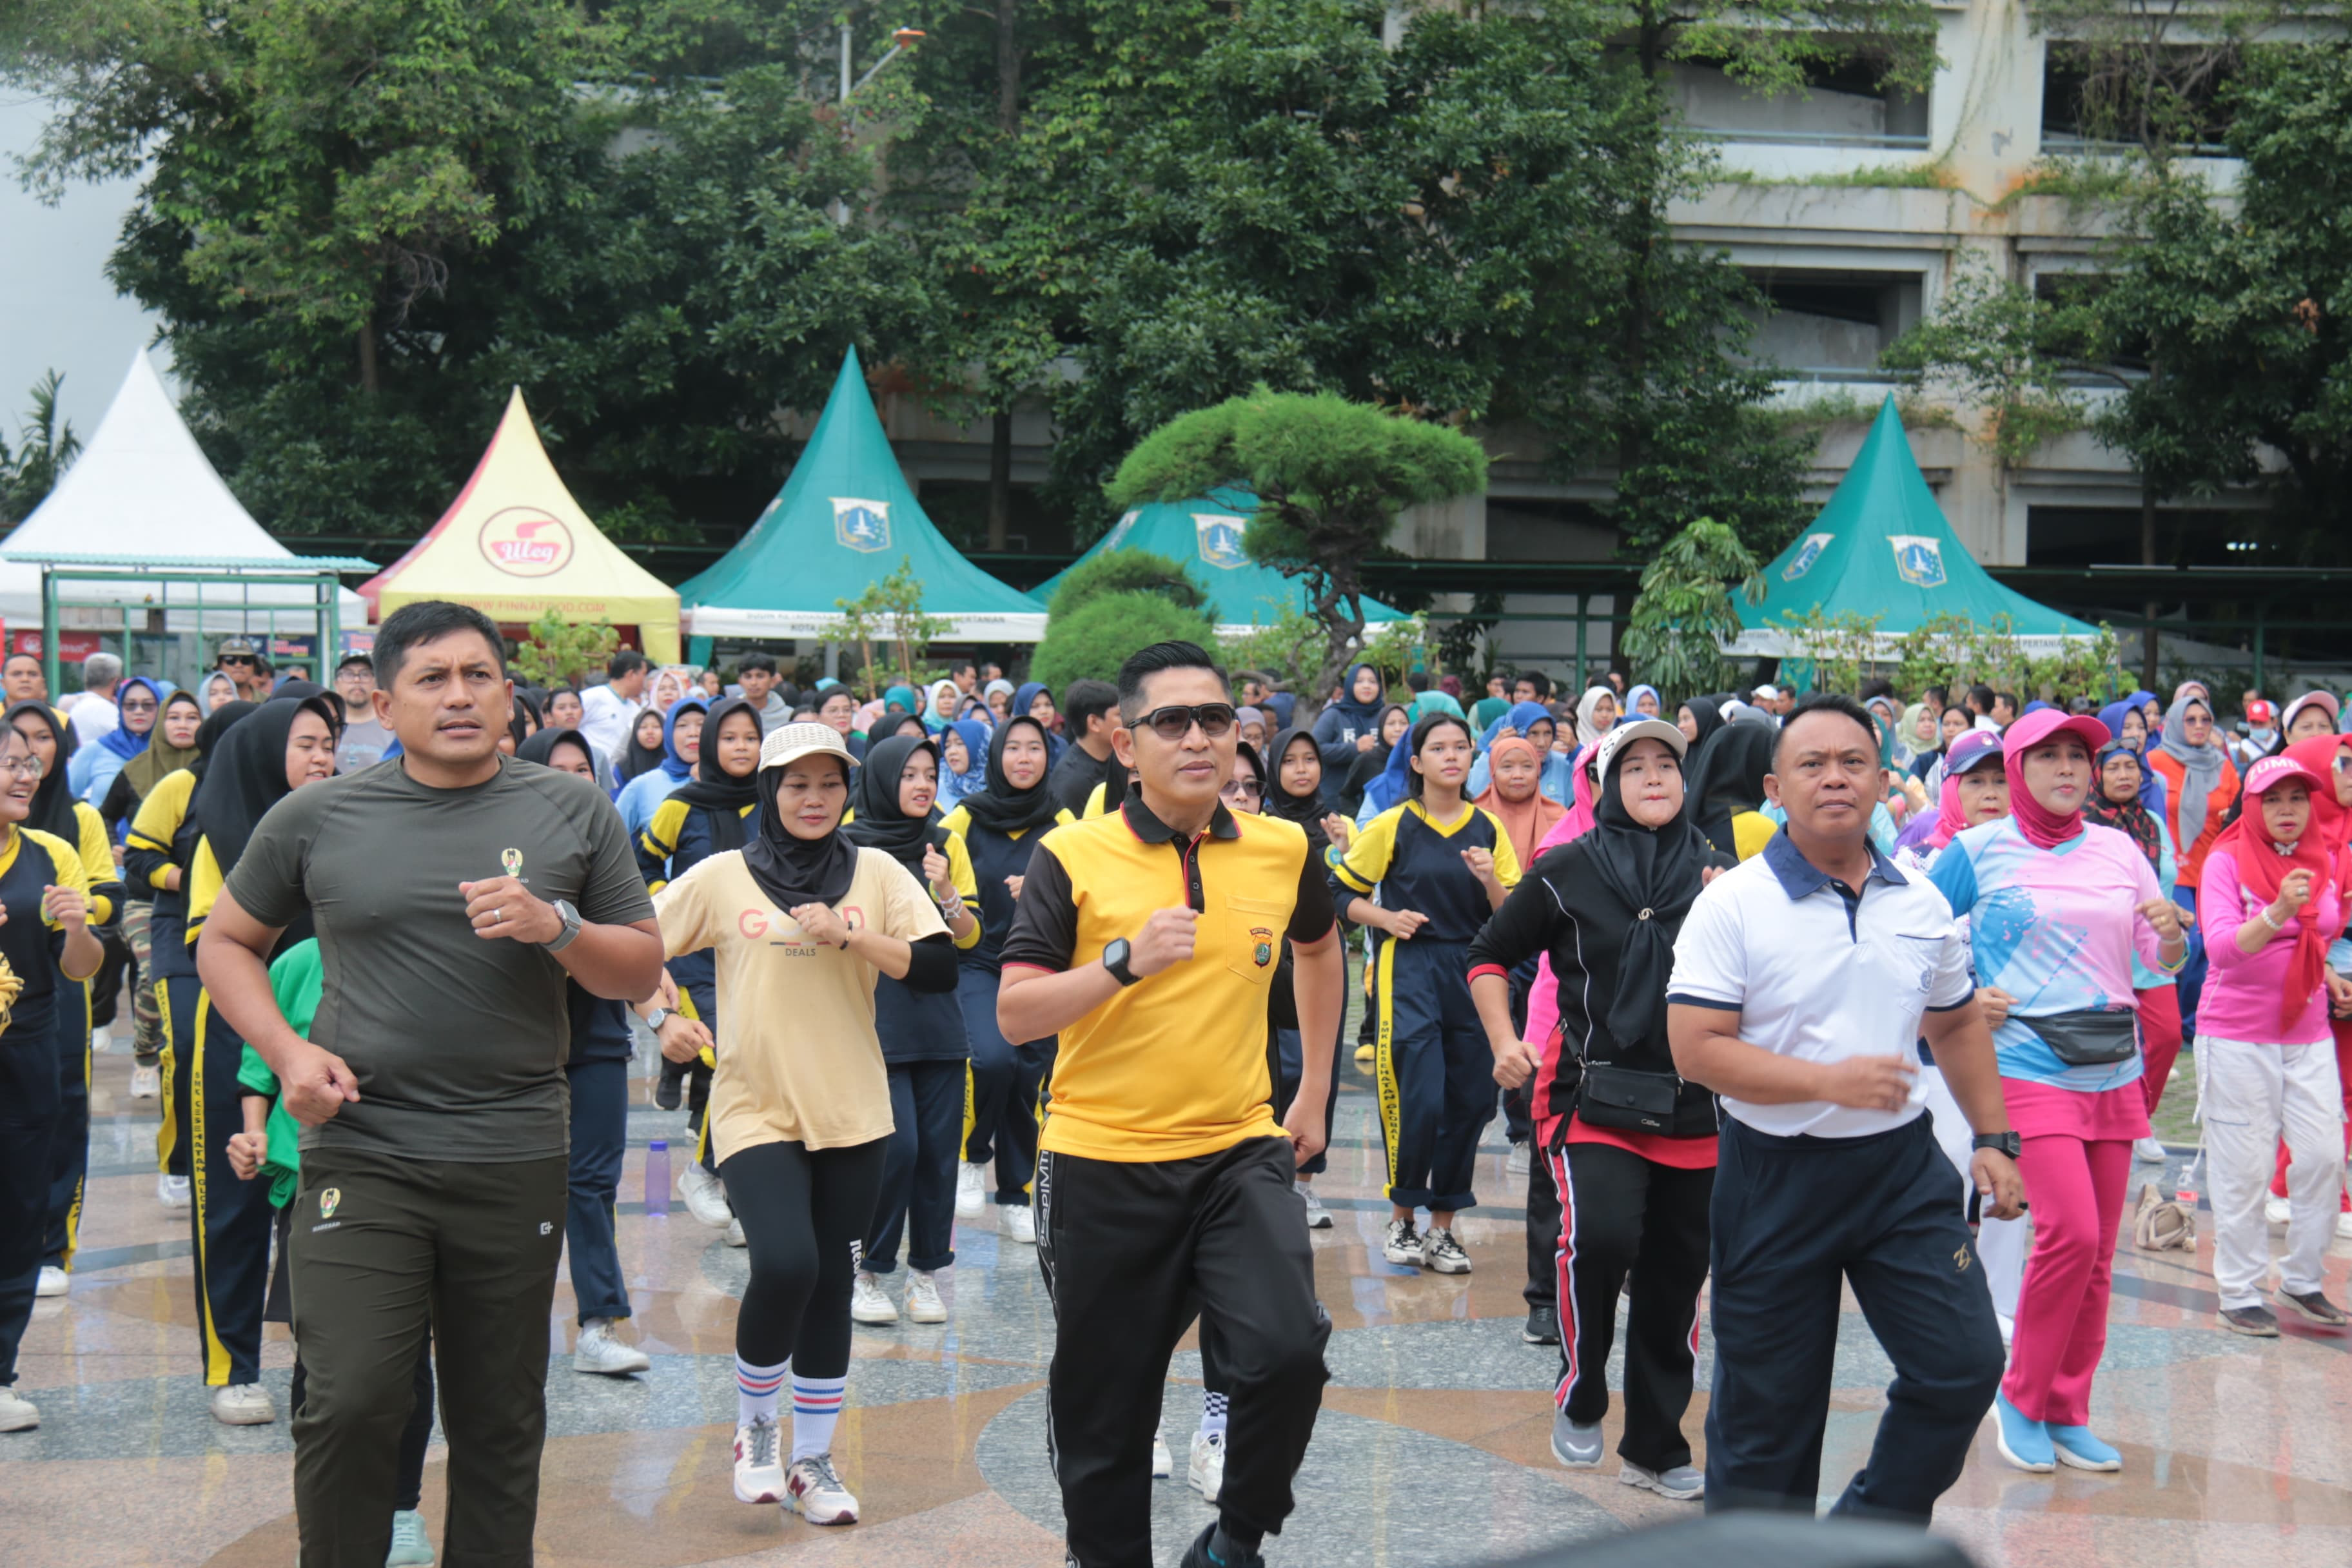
[1106,388,1486,700]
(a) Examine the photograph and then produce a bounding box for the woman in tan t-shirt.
[650,723,955,1527]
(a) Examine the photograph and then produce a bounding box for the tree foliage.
[1032,590,1217,691]
[1622,518,1758,698]
[1045,548,1208,620]
[834,558,955,694]
[1881,260,2106,467]
[0,371,82,525]
[510,608,619,690]
[1106,389,1485,698]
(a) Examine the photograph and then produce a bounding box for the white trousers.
[1920,1063,2026,1319]
[2197,1034,2346,1309]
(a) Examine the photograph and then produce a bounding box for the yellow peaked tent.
[361,389,681,662]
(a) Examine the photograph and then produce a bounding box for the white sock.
[790,1373,846,1460]
[1200,1390,1230,1440]
[736,1355,788,1429]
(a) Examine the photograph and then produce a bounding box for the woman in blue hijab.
[615,694,707,836]
[1313,662,1389,807]
[2097,696,2170,817]
[937,718,992,807]
[73,674,164,805]
[1012,681,1064,764]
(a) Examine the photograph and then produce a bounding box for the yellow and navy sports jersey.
[1330,799,1522,943]
[0,825,88,1014]
[940,802,1077,974]
[638,795,758,895]
[67,799,123,928]
[124,768,199,979]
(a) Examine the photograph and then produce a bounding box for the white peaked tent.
[0,348,369,629]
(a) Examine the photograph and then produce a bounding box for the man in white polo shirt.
[1667,692,2024,1523]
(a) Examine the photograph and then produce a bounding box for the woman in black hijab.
[939,714,1073,1243]
[617,707,669,784]
[1336,701,1411,820]
[1686,718,1778,859]
[1675,696,1723,755]
[180,691,339,1420]
[1465,718,1731,1499]
[843,733,979,1325]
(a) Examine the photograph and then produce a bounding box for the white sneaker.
[573,1318,651,1376]
[1507,1141,1531,1177]
[1422,1226,1473,1275]
[130,1063,160,1099]
[956,1161,987,1219]
[1003,1204,1036,1245]
[785,1453,859,1524]
[734,1415,785,1503]
[157,1173,190,1210]
[1997,1312,2015,1348]
[90,1024,112,1055]
[2266,1195,2294,1227]
[725,1215,746,1248]
[1301,1186,1332,1230]
[1188,1429,1226,1502]
[0,1387,39,1431]
[850,1271,899,1325]
[210,1382,276,1426]
[35,1265,66,1298]
[678,1161,734,1230]
[1382,1218,1424,1267]
[2133,1136,2167,1163]
[1152,1422,1173,1478]
[905,1270,948,1324]
[384,1507,435,1566]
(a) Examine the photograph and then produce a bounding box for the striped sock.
[736,1356,788,1429]
[790,1373,847,1461]
[1200,1391,1230,1440]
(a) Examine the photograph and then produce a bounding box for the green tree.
[834,558,954,694]
[0,371,81,524]
[1032,590,1218,691]
[1045,548,1209,620]
[510,609,620,689]
[1106,389,1485,700]
[1880,259,2110,467]
[1622,518,1758,698]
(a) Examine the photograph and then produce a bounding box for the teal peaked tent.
[1033,487,1408,634]
[680,350,1048,641]
[1728,396,2097,657]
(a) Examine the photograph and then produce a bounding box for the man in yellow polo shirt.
[998,640,1343,1568]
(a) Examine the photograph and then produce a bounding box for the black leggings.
[720,1138,888,1374]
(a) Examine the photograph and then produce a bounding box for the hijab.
[99,676,164,761]
[1475,736,1567,867]
[2213,752,2340,1033]
[1263,691,1295,730]
[1328,663,1386,732]
[1689,718,1776,858]
[2097,697,2167,812]
[1264,728,1328,833]
[1361,727,1416,816]
[745,745,859,910]
[1580,730,1718,1050]
[669,696,764,852]
[1471,695,1511,733]
[1012,681,1055,730]
[1574,687,1615,748]
[2003,708,2108,850]
[1680,696,1725,756]
[190,694,340,879]
[1478,700,1552,753]
[201,672,240,714]
[190,701,256,783]
[925,680,961,733]
[1407,690,1463,723]
[1625,683,1661,721]
[841,733,943,870]
[656,696,707,783]
[1236,706,1266,740]
[1903,701,1937,756]
[1898,729,2004,854]
[866,710,928,748]
[515,725,591,772]
[618,707,669,783]
[5,701,79,841]
[123,690,206,799]
[1866,696,1903,769]
[2083,739,2162,870]
[506,691,542,754]
[883,683,919,716]
[1346,703,1413,810]
[2157,692,2227,847]
[957,715,1064,836]
[1555,742,1601,840]
[940,718,991,803]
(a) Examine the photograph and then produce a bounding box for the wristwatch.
[1102,937,1140,987]
[1972,1131,2023,1161]
[543,898,583,953]
[644,1006,671,1032]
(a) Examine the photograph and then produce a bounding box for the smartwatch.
[543,898,583,952]
[1102,937,1140,987]
[1972,1131,2023,1161]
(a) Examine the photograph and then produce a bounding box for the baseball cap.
[2246,753,2328,798]
[759,721,854,775]
[1946,729,2005,777]
[2246,699,2277,727]
[216,636,256,658]
[1751,684,1784,702]
[1594,717,1689,776]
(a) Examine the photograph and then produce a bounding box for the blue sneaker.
[2048,1424,2122,1472]
[1992,1391,2054,1473]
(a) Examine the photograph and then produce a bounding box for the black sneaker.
[654,1059,685,1112]
[2278,1289,2350,1328]
[1179,1524,1265,1568]
[1523,1305,1560,1345]
[2219,1304,2281,1337]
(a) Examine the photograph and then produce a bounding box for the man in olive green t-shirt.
[197,600,663,1568]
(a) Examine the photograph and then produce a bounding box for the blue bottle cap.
[648,1139,668,1151]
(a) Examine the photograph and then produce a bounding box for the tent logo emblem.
[833,498,892,553]
[1194,514,1249,570]
[1890,535,1947,588]
[479,507,574,578]
[1781,533,1834,582]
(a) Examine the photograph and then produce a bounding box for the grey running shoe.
[2219,1304,2280,1337]
[1620,1460,1703,1500]
[1422,1227,1472,1275]
[785,1453,858,1524]
[1382,1218,1424,1266]
[1551,1407,1604,1468]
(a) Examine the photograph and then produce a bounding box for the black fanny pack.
[1576,1064,1683,1133]
[2032,1006,2140,1066]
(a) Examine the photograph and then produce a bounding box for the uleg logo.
[479,507,576,578]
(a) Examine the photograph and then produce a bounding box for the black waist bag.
[2032,1006,2139,1066]
[1577,1063,1683,1133]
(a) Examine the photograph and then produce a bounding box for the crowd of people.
[2,614,2349,1567]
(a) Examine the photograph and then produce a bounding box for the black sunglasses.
[1128,702,1237,741]
[219,654,255,667]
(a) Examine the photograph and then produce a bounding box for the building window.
[1741,269,1925,377]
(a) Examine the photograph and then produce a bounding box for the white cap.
[759,721,854,774]
[1751,684,1784,701]
[1593,717,1689,778]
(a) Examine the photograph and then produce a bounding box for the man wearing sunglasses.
[997,640,1342,1568]
[213,637,266,701]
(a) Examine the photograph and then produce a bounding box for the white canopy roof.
[0,348,368,628]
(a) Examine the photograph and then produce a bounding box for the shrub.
[1047,548,1209,620]
[1030,590,1219,691]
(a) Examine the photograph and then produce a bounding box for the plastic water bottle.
[2176,1146,2204,1209]
[645,1139,671,1217]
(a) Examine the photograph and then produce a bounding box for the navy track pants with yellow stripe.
[41,977,92,1269]
[190,988,275,1386]
[1374,936,1494,1213]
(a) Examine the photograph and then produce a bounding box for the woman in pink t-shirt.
[2195,752,2352,1337]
